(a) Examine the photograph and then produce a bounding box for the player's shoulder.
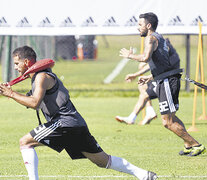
[35,71,48,78]
[150,34,157,41]
[146,35,157,45]
[34,71,54,82]
[34,72,56,89]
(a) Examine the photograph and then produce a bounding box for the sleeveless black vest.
[148,32,172,77]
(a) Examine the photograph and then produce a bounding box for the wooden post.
[198,26,207,120]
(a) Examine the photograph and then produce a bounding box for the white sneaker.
[115,116,134,124]
[139,113,157,125]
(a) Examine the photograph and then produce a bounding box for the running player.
[119,12,205,156]
[0,46,157,180]
[116,38,179,125]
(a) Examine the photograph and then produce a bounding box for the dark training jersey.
[148,32,172,77]
[166,38,180,69]
[31,70,87,128]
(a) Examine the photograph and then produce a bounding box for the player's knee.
[140,92,149,102]
[19,137,26,147]
[19,136,30,147]
[162,117,174,130]
[84,152,109,168]
[162,117,171,129]
[162,120,169,128]
[143,93,149,101]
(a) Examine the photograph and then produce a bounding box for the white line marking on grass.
[1,175,207,179]
[103,58,130,84]
[0,175,127,179]
[103,48,137,84]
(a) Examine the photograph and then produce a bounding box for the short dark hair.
[12,46,37,61]
[139,12,158,31]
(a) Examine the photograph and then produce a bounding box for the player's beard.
[140,30,148,37]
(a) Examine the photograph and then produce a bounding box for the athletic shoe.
[139,113,157,125]
[115,116,134,125]
[179,144,206,156]
[188,144,206,156]
[147,171,158,180]
[179,146,192,156]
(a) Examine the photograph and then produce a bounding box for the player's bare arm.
[119,35,157,62]
[125,73,137,82]
[142,35,158,61]
[125,64,150,83]
[136,63,150,76]
[138,74,153,85]
[0,73,55,109]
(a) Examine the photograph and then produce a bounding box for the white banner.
[0,0,207,35]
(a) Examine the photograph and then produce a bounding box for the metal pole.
[4,36,12,82]
[185,34,190,92]
[0,36,5,62]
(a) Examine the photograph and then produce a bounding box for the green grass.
[0,96,207,179]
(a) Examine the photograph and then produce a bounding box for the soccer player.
[0,46,157,180]
[116,38,179,125]
[119,12,206,156]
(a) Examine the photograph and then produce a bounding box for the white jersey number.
[159,101,169,113]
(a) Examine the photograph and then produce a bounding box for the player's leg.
[158,75,205,156]
[20,133,41,180]
[75,127,157,180]
[138,81,157,125]
[134,62,156,123]
[115,83,150,124]
[140,100,157,125]
[20,120,62,180]
[161,112,199,146]
[82,151,157,180]
[115,62,150,124]
[135,83,150,113]
[161,113,205,156]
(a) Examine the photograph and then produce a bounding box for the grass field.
[0,96,207,179]
[0,35,207,179]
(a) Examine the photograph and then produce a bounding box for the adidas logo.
[0,17,9,27]
[60,17,75,27]
[82,16,97,27]
[125,16,138,26]
[16,17,31,27]
[191,16,206,26]
[103,16,119,26]
[38,17,53,27]
[168,16,183,26]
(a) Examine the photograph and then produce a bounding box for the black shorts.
[30,120,103,159]
[156,74,181,115]
[146,81,157,100]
